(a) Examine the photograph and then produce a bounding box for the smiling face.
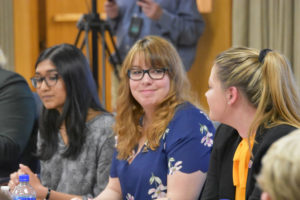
[129,54,170,112]
[205,65,229,122]
[35,59,67,113]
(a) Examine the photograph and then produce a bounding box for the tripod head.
[74,0,121,83]
[76,0,106,33]
[76,13,105,32]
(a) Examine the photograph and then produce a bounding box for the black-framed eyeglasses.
[30,74,60,89]
[127,68,169,81]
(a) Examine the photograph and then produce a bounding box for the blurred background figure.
[257,129,300,200]
[0,48,38,185]
[202,47,300,200]
[104,0,205,71]
[9,44,115,200]
[93,35,215,200]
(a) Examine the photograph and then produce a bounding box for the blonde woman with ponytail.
[202,47,300,200]
[93,36,215,200]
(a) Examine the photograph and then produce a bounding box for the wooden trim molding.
[13,0,40,84]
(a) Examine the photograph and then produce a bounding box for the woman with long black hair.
[9,44,115,200]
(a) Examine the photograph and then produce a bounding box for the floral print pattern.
[201,131,214,147]
[168,157,183,175]
[126,193,135,200]
[148,174,167,199]
[200,124,214,147]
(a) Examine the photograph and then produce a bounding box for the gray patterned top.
[37,113,115,199]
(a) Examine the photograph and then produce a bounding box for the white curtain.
[232,0,300,85]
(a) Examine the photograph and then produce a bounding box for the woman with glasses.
[92,35,215,200]
[9,44,115,200]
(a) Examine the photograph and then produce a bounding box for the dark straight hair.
[36,43,106,160]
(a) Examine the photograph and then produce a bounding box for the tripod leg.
[97,32,120,81]
[84,28,90,66]
[74,29,83,46]
[80,40,85,50]
[106,25,122,65]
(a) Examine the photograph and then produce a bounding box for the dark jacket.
[0,68,38,179]
[201,123,297,200]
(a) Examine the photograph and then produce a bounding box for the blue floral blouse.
[110,102,215,200]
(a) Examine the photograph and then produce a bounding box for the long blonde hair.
[214,47,300,138]
[257,129,300,200]
[115,36,195,159]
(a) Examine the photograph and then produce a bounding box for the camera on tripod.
[74,0,121,107]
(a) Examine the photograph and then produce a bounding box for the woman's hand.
[20,164,48,199]
[8,168,24,192]
[9,164,48,199]
[137,0,163,20]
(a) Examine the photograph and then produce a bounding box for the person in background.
[0,49,37,184]
[201,47,300,200]
[92,35,215,200]
[104,0,205,71]
[9,44,115,200]
[257,129,300,200]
